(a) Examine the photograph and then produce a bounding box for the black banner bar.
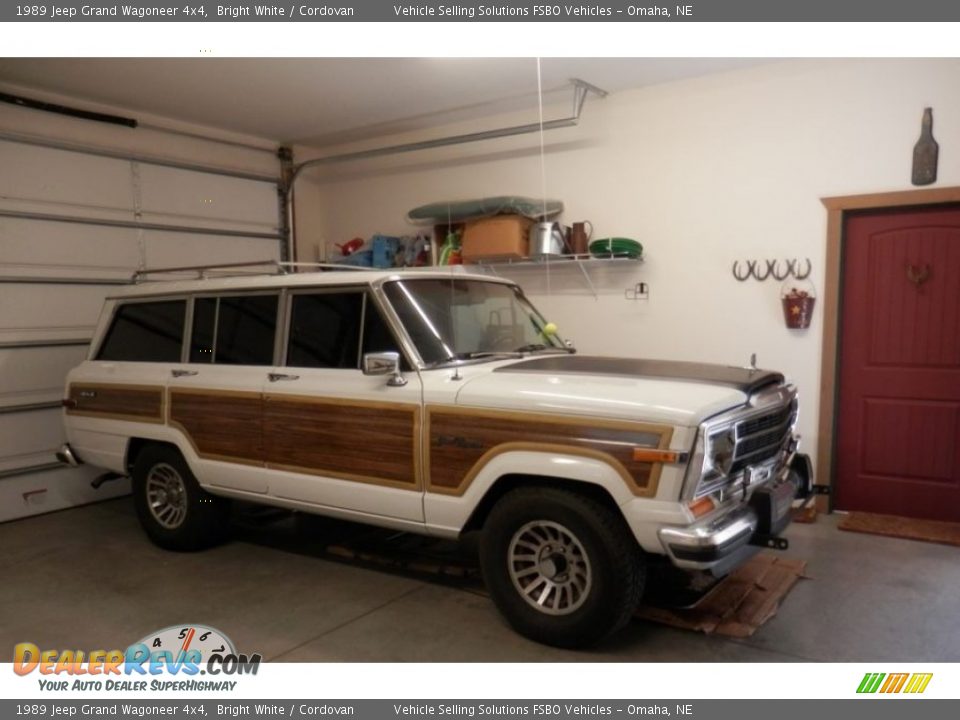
[0,700,957,720]
[2,0,959,22]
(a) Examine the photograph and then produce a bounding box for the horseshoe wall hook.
[732,261,752,281]
[753,260,774,281]
[794,258,812,280]
[770,259,793,281]
[732,257,813,282]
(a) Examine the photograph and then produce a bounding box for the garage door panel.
[1,114,281,522]
[0,140,134,218]
[0,103,278,180]
[144,232,280,268]
[0,285,105,336]
[0,448,60,477]
[0,345,87,408]
[0,466,131,524]
[0,411,65,468]
[0,217,140,279]
[138,164,278,233]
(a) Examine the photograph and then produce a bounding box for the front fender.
[422,447,643,536]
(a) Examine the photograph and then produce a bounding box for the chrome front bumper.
[659,473,799,576]
[660,505,758,568]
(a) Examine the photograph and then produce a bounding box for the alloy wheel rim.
[507,520,592,616]
[146,463,188,530]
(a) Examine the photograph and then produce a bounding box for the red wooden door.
[836,206,960,522]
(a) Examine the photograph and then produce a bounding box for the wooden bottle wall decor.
[912,107,939,186]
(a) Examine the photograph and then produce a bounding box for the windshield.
[381,278,567,366]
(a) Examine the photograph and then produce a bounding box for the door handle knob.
[171,369,199,378]
[268,373,300,382]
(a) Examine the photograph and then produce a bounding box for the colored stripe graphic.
[904,673,933,694]
[857,672,932,694]
[857,673,885,693]
[880,673,909,693]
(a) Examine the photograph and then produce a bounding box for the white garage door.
[0,99,284,522]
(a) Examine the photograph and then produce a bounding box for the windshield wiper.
[450,351,523,361]
[513,343,574,354]
[440,345,571,366]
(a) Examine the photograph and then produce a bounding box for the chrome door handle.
[268,373,300,382]
[171,369,199,378]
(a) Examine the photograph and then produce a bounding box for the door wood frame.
[818,186,960,509]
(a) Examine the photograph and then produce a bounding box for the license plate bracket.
[749,478,795,536]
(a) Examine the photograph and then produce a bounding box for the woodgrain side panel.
[169,389,263,464]
[67,383,163,423]
[426,405,673,497]
[263,395,419,488]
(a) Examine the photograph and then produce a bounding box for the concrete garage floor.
[2,497,959,662]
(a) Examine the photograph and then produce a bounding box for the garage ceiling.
[0,58,776,149]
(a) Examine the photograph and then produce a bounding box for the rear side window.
[190,294,278,366]
[285,292,408,371]
[287,292,364,369]
[96,300,186,362]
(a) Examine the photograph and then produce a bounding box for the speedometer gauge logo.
[136,624,235,662]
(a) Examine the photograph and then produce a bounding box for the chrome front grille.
[729,399,798,475]
[686,384,800,501]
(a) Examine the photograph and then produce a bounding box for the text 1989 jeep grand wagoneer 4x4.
[59,265,813,648]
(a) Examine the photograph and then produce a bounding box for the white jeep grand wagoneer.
[59,264,812,648]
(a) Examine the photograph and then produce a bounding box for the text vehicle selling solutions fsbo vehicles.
[59,264,813,647]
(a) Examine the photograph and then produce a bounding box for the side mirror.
[362,351,408,387]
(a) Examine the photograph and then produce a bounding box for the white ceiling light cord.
[536,57,551,297]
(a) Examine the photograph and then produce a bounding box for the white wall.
[294,58,960,465]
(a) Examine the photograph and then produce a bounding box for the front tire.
[479,486,645,648]
[132,445,229,551]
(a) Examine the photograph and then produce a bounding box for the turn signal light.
[687,497,716,518]
[632,448,681,463]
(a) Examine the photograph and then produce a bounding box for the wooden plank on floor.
[636,555,808,638]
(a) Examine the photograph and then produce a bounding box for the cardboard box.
[461,215,532,262]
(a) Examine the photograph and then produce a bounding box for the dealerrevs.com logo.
[857,673,933,695]
[13,624,261,692]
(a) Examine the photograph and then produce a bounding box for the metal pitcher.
[530,222,569,258]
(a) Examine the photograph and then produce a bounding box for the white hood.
[454,367,749,427]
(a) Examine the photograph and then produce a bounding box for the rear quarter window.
[96,300,186,362]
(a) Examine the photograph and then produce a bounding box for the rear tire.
[479,486,645,648]
[132,445,229,551]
